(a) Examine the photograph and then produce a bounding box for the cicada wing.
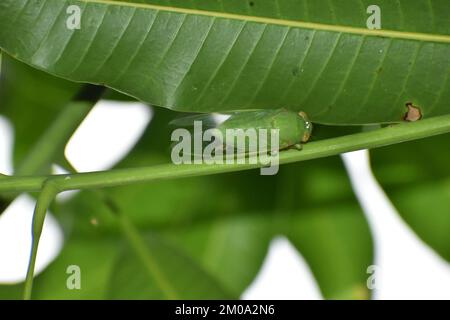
[169,113,218,129]
[169,109,271,129]
[218,109,284,129]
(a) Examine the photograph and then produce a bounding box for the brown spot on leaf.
[404,103,422,122]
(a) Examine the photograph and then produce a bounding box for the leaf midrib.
[76,0,450,44]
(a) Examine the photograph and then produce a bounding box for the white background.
[0,101,449,299]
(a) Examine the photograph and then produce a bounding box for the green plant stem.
[16,85,105,299]
[23,180,59,300]
[1,114,450,195]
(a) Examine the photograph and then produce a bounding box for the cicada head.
[298,111,313,143]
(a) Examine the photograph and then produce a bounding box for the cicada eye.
[298,112,312,143]
[302,125,312,143]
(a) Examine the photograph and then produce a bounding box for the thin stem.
[0,176,47,194]
[1,114,449,195]
[23,180,59,300]
[1,85,104,299]
[6,85,104,298]
[14,85,104,299]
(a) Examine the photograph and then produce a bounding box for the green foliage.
[0,0,449,301]
[371,134,450,261]
[108,233,234,299]
[1,0,449,124]
[0,55,79,173]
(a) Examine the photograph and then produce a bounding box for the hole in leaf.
[403,102,422,122]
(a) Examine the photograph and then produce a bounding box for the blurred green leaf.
[275,158,373,299]
[285,204,373,299]
[108,233,234,299]
[163,215,272,296]
[0,55,79,172]
[370,133,450,261]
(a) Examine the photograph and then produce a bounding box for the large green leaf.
[370,133,450,261]
[1,0,449,124]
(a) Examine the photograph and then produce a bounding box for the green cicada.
[170,109,313,157]
[216,109,313,151]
